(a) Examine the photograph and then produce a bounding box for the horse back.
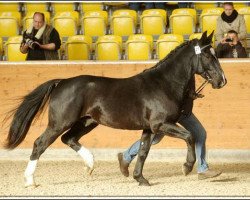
[50,74,181,130]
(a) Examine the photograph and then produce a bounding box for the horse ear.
[199,31,208,44]
[207,30,214,44]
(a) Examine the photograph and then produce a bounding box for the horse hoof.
[24,176,38,188]
[182,163,193,176]
[85,166,94,175]
[139,181,150,186]
[88,168,94,175]
[25,183,38,188]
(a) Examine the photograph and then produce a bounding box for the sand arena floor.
[0,159,249,198]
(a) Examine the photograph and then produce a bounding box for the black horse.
[5,31,226,187]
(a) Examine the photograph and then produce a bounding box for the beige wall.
[0,59,249,149]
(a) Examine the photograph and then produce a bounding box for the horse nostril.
[219,78,227,88]
[224,78,227,85]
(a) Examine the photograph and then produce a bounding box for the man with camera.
[216,30,247,58]
[215,2,247,48]
[20,12,61,60]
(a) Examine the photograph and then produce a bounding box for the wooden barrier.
[0,59,249,149]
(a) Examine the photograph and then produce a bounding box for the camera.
[225,38,233,42]
[23,33,40,49]
[25,38,39,49]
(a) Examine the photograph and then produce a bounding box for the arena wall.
[0,59,249,149]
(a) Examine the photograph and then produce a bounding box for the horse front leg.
[153,122,196,174]
[133,129,152,186]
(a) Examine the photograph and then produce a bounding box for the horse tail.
[5,79,62,150]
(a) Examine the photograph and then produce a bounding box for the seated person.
[216,30,248,58]
[215,2,247,47]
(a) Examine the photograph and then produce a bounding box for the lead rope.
[195,79,209,94]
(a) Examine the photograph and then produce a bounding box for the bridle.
[194,43,213,95]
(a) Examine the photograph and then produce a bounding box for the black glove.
[195,93,205,99]
[189,91,205,100]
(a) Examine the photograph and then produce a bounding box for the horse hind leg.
[61,116,98,175]
[133,129,152,186]
[24,126,67,188]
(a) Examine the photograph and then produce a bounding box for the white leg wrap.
[24,160,38,187]
[77,146,94,169]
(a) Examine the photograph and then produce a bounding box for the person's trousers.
[123,113,209,173]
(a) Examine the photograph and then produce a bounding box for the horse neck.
[158,45,195,101]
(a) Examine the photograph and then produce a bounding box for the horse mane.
[143,39,198,73]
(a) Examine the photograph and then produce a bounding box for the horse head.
[192,31,227,89]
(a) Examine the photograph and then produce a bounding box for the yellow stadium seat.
[81,11,108,38]
[126,34,153,60]
[103,2,127,15]
[189,32,215,47]
[0,12,20,38]
[79,2,103,13]
[0,11,21,26]
[4,36,26,61]
[50,2,76,13]
[22,11,51,31]
[233,3,248,9]
[58,36,65,59]
[111,9,137,37]
[140,9,167,36]
[22,2,48,13]
[65,35,92,60]
[167,2,178,5]
[194,3,218,12]
[169,8,197,36]
[189,33,203,40]
[199,8,224,34]
[156,34,184,60]
[52,11,79,38]
[237,7,250,34]
[0,2,20,12]
[95,35,122,60]
[0,37,3,56]
[171,8,197,25]
[103,2,127,10]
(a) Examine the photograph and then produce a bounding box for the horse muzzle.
[212,77,227,89]
[218,77,227,88]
